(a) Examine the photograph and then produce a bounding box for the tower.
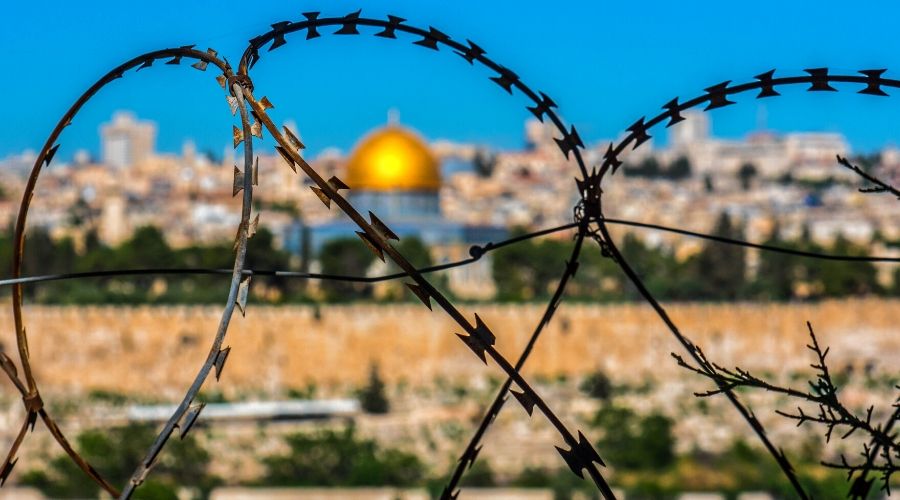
[100,111,156,168]
[670,111,710,149]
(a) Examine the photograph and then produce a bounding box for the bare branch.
[836,155,900,199]
[676,322,899,495]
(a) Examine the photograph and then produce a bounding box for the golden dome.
[345,125,440,191]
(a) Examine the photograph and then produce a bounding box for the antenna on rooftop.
[756,103,768,132]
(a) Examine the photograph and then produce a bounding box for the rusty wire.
[2,9,898,499]
[2,216,896,289]
[590,67,900,499]
[2,47,240,497]
[675,323,900,496]
[234,12,623,498]
[674,159,900,497]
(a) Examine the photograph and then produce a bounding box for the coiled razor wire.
[0,9,897,499]
[1,47,247,498]
[4,217,896,289]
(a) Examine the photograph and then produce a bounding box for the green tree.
[623,157,661,178]
[751,223,796,300]
[168,240,233,303]
[68,197,95,227]
[579,369,613,401]
[511,466,600,500]
[116,225,177,269]
[490,230,532,300]
[384,236,445,300]
[0,224,14,276]
[712,440,850,497]
[703,173,715,193]
[667,156,692,180]
[318,237,375,300]
[19,227,78,302]
[617,233,685,300]
[638,414,676,469]
[22,227,60,272]
[394,237,432,269]
[459,459,495,487]
[568,240,622,300]
[472,149,496,178]
[83,228,104,255]
[359,363,390,414]
[20,423,216,498]
[592,406,675,471]
[492,229,573,301]
[738,162,758,190]
[244,227,295,300]
[94,225,179,302]
[813,235,879,296]
[684,212,747,300]
[261,425,424,486]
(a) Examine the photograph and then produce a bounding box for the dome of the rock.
[345,125,440,191]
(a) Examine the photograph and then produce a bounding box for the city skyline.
[5,1,900,162]
[0,104,886,166]
[3,5,899,499]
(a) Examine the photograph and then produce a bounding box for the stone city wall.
[0,299,895,398]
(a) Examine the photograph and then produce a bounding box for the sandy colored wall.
[0,299,895,398]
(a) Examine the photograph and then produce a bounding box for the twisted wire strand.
[593,68,900,499]
[121,81,257,498]
[596,69,900,178]
[1,217,895,289]
[239,12,590,180]
[237,13,616,496]
[2,47,235,497]
[244,89,619,497]
[4,9,897,498]
[442,223,589,498]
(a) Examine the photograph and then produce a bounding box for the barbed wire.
[675,323,899,497]
[2,8,897,499]
[2,216,896,289]
[672,161,900,497]
[442,224,590,497]
[235,13,618,497]
[1,46,239,497]
[827,161,900,497]
[591,67,900,499]
[237,15,900,498]
[120,79,257,498]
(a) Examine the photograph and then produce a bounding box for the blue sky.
[4,1,900,161]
